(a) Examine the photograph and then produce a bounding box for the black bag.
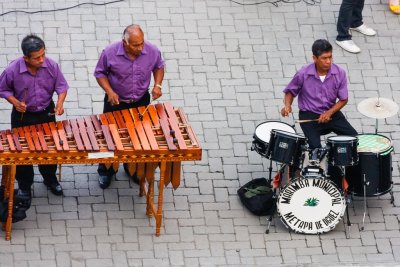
[237,178,276,216]
[0,187,27,223]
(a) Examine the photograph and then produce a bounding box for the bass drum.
[251,121,295,157]
[346,134,393,196]
[277,176,346,234]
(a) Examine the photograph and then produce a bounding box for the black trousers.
[97,91,151,177]
[299,110,358,149]
[11,102,58,191]
[299,110,358,187]
[336,0,365,41]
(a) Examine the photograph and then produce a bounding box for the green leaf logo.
[304,197,319,207]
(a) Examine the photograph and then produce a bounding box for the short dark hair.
[21,34,45,57]
[312,39,332,57]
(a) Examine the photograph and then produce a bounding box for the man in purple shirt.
[281,39,357,149]
[0,34,68,201]
[94,24,165,189]
[281,39,357,186]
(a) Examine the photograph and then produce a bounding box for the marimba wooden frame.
[0,103,202,240]
[1,156,194,241]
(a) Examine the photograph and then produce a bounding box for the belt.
[119,98,138,104]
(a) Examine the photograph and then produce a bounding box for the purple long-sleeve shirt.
[0,57,69,112]
[283,63,348,114]
[94,40,165,102]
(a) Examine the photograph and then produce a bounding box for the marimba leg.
[137,163,146,197]
[4,165,16,241]
[145,163,156,218]
[1,165,9,233]
[155,161,167,237]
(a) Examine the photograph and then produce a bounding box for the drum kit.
[251,97,398,235]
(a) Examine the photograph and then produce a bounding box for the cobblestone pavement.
[0,0,400,266]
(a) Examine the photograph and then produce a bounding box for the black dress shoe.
[44,181,63,196]
[98,174,115,189]
[123,163,139,184]
[15,189,32,210]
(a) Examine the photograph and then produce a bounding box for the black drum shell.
[346,150,392,196]
[266,130,306,168]
[327,138,358,166]
[252,121,295,158]
[252,134,269,157]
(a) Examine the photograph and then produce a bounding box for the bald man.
[94,24,165,189]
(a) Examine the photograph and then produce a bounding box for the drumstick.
[295,119,319,124]
[20,88,28,120]
[139,98,155,121]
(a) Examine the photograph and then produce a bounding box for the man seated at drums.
[280,39,357,183]
[0,34,69,200]
[94,24,165,189]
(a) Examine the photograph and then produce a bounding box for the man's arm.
[96,77,119,105]
[6,96,26,113]
[319,99,348,123]
[151,67,165,100]
[281,92,295,117]
[54,91,67,115]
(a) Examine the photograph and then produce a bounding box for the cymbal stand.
[375,118,378,134]
[361,173,369,231]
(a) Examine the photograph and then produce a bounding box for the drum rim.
[271,129,307,140]
[277,176,346,234]
[254,121,296,142]
[327,135,358,142]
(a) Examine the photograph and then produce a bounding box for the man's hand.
[318,111,333,123]
[106,90,120,105]
[54,103,64,116]
[280,105,292,117]
[151,86,162,100]
[14,101,27,113]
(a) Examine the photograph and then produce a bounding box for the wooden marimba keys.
[0,102,201,240]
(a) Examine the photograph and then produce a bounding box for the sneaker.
[335,40,361,53]
[350,24,376,36]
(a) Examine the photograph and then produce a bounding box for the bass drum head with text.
[277,177,346,234]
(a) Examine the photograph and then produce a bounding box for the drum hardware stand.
[361,173,369,231]
[338,166,352,238]
[390,184,395,206]
[265,163,286,234]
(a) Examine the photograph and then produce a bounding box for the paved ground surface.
[0,0,400,266]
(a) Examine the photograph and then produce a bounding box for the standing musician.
[280,39,358,184]
[0,34,69,200]
[94,24,165,189]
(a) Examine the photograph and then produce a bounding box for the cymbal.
[357,97,399,119]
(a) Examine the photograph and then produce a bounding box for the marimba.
[0,102,202,240]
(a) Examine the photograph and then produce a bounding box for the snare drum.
[252,121,296,157]
[346,134,394,196]
[327,136,358,166]
[277,176,346,234]
[266,130,307,168]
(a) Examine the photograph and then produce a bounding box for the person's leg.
[16,165,34,192]
[299,111,323,149]
[351,0,365,28]
[336,0,354,41]
[329,111,358,136]
[38,164,62,195]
